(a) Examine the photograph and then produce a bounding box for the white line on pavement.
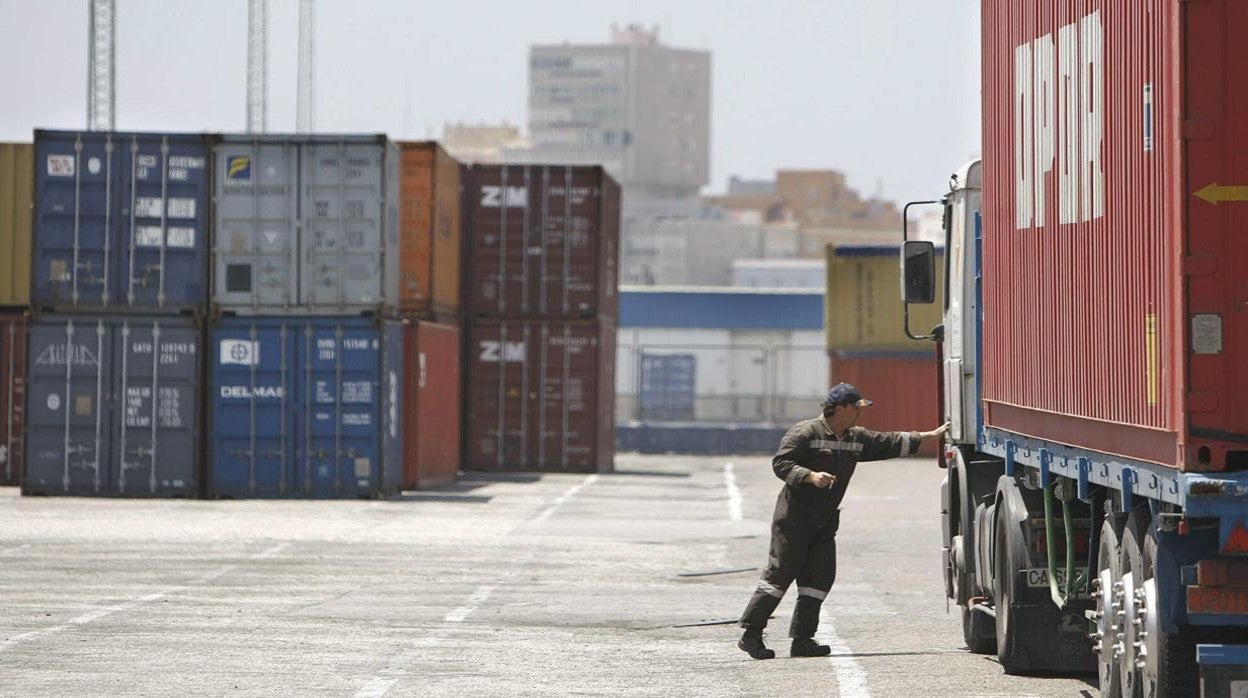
[362,501,562,695]
[444,585,495,623]
[724,462,743,522]
[530,474,599,525]
[0,542,291,653]
[821,606,871,697]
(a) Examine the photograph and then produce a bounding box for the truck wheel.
[994,509,1028,673]
[1095,517,1124,698]
[962,605,996,654]
[1120,509,1149,697]
[1132,513,1198,697]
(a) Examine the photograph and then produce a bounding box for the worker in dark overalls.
[737,382,948,659]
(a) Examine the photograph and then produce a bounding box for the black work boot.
[738,629,776,660]
[790,637,832,657]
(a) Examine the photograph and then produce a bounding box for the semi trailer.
[900,1,1248,694]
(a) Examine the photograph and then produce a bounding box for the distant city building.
[516,23,713,286]
[622,220,799,286]
[705,169,901,233]
[726,175,777,197]
[519,24,711,201]
[441,122,528,163]
[732,259,825,289]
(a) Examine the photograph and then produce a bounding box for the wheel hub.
[1089,568,1119,689]
[1137,577,1160,692]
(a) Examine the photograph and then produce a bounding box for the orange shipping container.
[398,142,464,319]
[829,350,940,456]
[402,320,461,489]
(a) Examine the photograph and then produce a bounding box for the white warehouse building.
[615,287,827,427]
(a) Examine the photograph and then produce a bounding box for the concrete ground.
[0,454,1097,697]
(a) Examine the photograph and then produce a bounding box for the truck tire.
[1095,517,1124,698]
[994,481,1095,675]
[1132,512,1198,698]
[962,605,996,654]
[994,509,1028,673]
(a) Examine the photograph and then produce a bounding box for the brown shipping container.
[981,0,1247,470]
[398,142,464,319]
[465,165,619,321]
[0,143,33,306]
[829,350,939,456]
[402,319,461,489]
[465,319,615,472]
[824,244,945,351]
[0,313,26,485]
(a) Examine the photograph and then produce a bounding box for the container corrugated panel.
[402,320,460,489]
[829,350,940,456]
[212,135,400,315]
[23,315,201,496]
[824,245,944,351]
[209,317,402,498]
[0,313,26,485]
[464,319,615,472]
[398,142,464,320]
[33,131,211,313]
[981,1,1246,470]
[465,165,619,321]
[0,143,33,306]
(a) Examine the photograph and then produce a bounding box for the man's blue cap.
[825,382,873,407]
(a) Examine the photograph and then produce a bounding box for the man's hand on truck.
[920,422,950,445]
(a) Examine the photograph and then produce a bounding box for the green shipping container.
[824,243,945,352]
[0,143,32,306]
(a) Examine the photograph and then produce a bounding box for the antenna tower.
[87,0,116,130]
[247,0,268,132]
[297,0,315,132]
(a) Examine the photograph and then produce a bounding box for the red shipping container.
[465,165,619,321]
[0,313,26,486]
[981,0,1248,470]
[830,350,940,456]
[402,320,461,490]
[464,319,615,472]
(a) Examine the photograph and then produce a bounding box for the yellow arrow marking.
[1195,182,1248,205]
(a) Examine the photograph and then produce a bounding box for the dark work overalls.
[739,416,921,638]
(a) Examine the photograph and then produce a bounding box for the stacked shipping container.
[0,143,32,486]
[394,142,464,490]
[24,131,210,496]
[4,132,619,493]
[824,244,943,453]
[207,134,403,498]
[462,164,619,472]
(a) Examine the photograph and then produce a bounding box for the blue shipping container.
[639,353,696,421]
[23,315,202,497]
[33,130,210,313]
[209,317,402,498]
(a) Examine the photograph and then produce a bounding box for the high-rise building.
[520,24,711,202]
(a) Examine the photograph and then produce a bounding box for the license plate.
[1025,567,1088,589]
[1188,586,1248,615]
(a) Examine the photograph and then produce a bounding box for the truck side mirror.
[902,240,936,304]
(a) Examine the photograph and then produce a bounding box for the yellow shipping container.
[824,243,944,352]
[0,143,32,306]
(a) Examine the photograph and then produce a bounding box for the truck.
[900,1,1248,695]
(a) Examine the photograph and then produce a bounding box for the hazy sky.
[0,0,980,204]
